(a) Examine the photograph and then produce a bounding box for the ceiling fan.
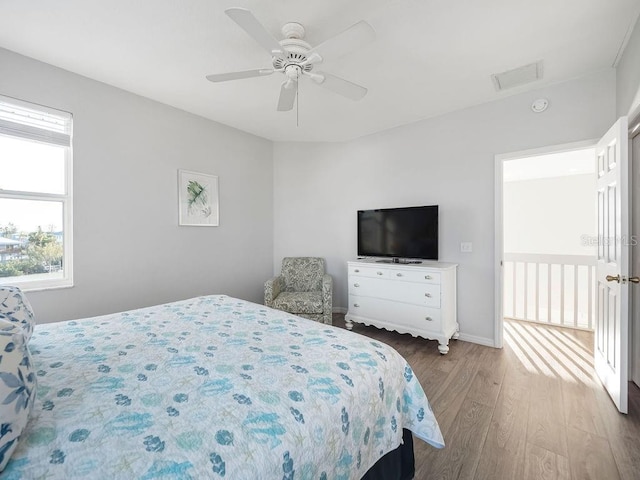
[206,8,376,111]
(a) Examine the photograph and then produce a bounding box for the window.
[0,96,73,290]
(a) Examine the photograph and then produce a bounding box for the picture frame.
[178,169,219,226]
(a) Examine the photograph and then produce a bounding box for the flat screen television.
[357,205,438,261]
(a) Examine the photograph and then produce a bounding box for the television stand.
[375,258,422,264]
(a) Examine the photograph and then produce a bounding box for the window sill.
[0,275,73,292]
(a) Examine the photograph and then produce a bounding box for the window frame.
[0,95,73,291]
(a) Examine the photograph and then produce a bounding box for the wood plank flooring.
[332,315,640,480]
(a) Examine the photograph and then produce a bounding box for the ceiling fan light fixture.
[284,65,301,80]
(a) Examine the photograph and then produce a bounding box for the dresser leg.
[452,331,460,340]
[437,342,449,355]
[345,318,354,330]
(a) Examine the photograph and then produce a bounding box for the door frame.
[493,139,597,348]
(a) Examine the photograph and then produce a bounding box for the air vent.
[491,61,543,91]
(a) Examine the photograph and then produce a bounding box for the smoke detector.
[531,98,549,113]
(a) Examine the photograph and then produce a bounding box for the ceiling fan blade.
[308,21,375,63]
[206,68,274,83]
[225,8,284,56]
[277,80,297,111]
[311,72,367,101]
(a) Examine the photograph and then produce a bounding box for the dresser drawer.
[349,279,441,308]
[389,269,441,284]
[349,265,388,278]
[348,295,442,332]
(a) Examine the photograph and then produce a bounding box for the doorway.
[494,140,597,348]
[496,119,639,413]
[502,147,596,329]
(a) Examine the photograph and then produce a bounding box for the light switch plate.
[460,242,473,253]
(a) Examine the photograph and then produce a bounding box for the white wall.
[0,48,274,323]
[617,15,640,117]
[273,70,616,344]
[504,174,596,256]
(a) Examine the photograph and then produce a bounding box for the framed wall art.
[178,169,219,226]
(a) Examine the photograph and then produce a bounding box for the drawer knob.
[425,293,432,298]
[396,273,403,277]
[354,269,360,273]
[425,316,433,321]
[353,303,360,308]
[376,271,383,275]
[425,275,432,280]
[353,283,360,287]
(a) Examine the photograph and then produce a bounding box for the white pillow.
[0,319,37,472]
[0,286,35,342]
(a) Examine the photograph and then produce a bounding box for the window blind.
[0,97,72,147]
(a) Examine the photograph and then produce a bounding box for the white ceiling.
[0,0,638,142]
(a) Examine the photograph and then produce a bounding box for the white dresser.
[345,259,458,354]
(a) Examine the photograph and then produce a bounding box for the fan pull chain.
[296,80,299,127]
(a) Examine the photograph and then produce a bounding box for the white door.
[595,116,629,414]
[633,132,640,388]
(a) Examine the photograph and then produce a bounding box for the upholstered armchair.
[264,257,333,325]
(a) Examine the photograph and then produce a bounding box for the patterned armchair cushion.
[0,286,35,342]
[0,319,37,472]
[272,292,323,314]
[264,275,286,308]
[281,257,325,292]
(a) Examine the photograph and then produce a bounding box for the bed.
[1,292,443,479]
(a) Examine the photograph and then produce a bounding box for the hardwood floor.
[332,315,640,480]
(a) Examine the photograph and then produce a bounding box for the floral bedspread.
[2,295,443,479]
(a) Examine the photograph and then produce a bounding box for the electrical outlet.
[460,242,473,253]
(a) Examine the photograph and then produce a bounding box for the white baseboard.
[333,307,347,314]
[456,332,497,348]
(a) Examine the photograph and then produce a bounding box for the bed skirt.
[361,429,415,480]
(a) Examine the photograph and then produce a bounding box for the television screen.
[357,205,438,260]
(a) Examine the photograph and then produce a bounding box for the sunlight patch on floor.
[504,320,598,387]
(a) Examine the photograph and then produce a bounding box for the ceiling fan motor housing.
[273,22,313,72]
